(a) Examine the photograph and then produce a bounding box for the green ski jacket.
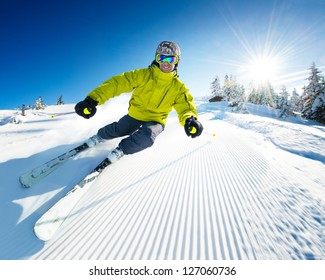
[87,64,198,126]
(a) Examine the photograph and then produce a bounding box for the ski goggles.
[155,54,179,65]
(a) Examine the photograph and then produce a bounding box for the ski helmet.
[155,41,181,59]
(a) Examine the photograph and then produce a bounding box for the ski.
[19,142,90,188]
[34,157,112,241]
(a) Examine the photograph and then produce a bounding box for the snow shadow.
[0,143,104,259]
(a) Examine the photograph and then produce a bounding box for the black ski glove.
[184,116,203,138]
[75,96,98,119]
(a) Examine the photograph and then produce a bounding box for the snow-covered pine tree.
[228,77,239,102]
[268,83,278,109]
[35,97,46,110]
[230,84,248,113]
[210,75,222,98]
[223,74,232,101]
[278,86,290,119]
[311,92,325,123]
[220,75,247,113]
[289,88,301,114]
[222,74,244,103]
[299,85,307,111]
[229,81,243,105]
[301,62,325,123]
[247,82,259,104]
[311,75,325,124]
[255,82,276,107]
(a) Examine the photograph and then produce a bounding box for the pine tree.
[254,82,276,107]
[210,76,222,98]
[278,86,290,119]
[223,74,232,101]
[247,82,259,104]
[311,93,325,123]
[229,80,244,104]
[289,88,300,113]
[301,62,325,123]
[299,86,307,111]
[311,75,325,123]
[57,95,64,105]
[35,96,46,110]
[231,84,248,113]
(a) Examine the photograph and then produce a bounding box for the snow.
[0,97,324,260]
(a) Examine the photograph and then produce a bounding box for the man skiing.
[75,41,203,163]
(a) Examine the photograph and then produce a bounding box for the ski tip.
[33,225,53,242]
[19,176,32,188]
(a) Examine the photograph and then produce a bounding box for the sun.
[247,55,279,84]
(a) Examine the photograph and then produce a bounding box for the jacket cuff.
[85,96,99,106]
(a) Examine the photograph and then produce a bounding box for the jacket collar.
[151,64,177,80]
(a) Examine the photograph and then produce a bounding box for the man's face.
[156,54,178,73]
[159,61,175,73]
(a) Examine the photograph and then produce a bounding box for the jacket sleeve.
[173,84,199,126]
[87,69,145,105]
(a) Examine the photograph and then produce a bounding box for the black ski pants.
[97,114,164,155]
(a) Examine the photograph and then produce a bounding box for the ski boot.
[86,134,104,147]
[107,147,124,163]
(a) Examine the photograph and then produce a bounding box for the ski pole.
[203,131,216,137]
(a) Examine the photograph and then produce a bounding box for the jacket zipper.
[157,90,168,108]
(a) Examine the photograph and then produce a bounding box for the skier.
[75,41,203,163]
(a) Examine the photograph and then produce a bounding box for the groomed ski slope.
[0,97,324,260]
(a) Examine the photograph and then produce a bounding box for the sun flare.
[247,56,279,84]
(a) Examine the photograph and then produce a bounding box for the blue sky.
[1,0,325,109]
